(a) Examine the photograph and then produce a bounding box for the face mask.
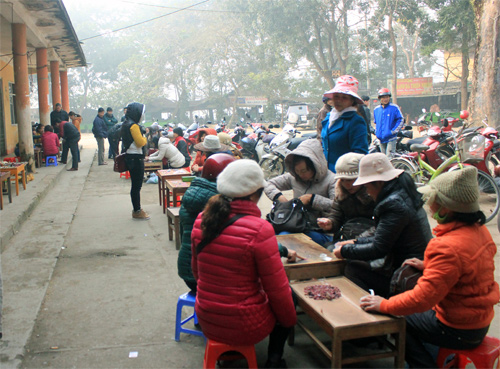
[432,206,448,223]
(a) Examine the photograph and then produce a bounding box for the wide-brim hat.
[323,75,364,105]
[418,166,480,213]
[353,153,403,186]
[194,135,229,152]
[335,153,365,180]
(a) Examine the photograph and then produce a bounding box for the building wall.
[0,58,18,155]
[443,52,475,82]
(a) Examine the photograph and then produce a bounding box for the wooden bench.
[167,207,181,250]
[290,276,406,368]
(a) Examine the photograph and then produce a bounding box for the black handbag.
[267,198,311,233]
[113,153,128,173]
[336,217,375,241]
[389,264,423,296]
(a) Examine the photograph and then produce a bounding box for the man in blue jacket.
[373,88,403,156]
[92,107,108,165]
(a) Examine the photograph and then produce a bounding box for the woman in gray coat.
[265,139,336,246]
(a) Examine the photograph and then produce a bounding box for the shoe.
[99,162,108,165]
[132,209,150,220]
[67,168,78,171]
[265,359,287,368]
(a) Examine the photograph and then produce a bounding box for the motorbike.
[368,126,414,154]
[240,123,276,162]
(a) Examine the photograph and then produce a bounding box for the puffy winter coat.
[177,178,218,287]
[103,113,118,130]
[92,115,108,138]
[341,177,432,274]
[373,103,404,143]
[191,199,297,345]
[265,139,336,219]
[149,136,185,168]
[380,221,499,330]
[324,180,375,234]
[321,110,368,172]
[41,131,60,156]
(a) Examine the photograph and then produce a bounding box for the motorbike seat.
[301,132,318,139]
[410,144,430,153]
[288,137,308,151]
[406,136,426,146]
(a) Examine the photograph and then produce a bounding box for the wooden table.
[157,168,191,211]
[144,161,162,174]
[291,276,406,368]
[277,233,344,280]
[1,172,13,210]
[165,179,191,208]
[0,163,26,196]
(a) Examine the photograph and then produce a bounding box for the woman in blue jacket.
[320,75,368,172]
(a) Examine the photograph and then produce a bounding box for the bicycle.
[390,127,500,223]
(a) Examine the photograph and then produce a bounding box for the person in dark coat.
[177,153,235,293]
[107,122,122,158]
[333,153,432,298]
[50,103,69,135]
[56,119,80,171]
[92,107,108,165]
[172,127,191,168]
[103,107,118,159]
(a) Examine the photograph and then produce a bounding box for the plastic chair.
[45,155,58,166]
[175,291,205,342]
[437,336,500,369]
[119,171,130,179]
[203,339,258,369]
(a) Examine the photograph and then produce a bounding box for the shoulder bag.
[389,264,423,296]
[113,153,128,173]
[266,198,310,233]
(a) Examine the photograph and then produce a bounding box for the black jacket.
[62,121,80,142]
[341,177,432,274]
[121,102,145,153]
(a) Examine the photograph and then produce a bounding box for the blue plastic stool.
[175,291,205,342]
[45,155,58,166]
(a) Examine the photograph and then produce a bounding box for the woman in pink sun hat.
[320,75,368,172]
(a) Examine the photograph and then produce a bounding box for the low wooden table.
[277,233,344,280]
[144,161,162,174]
[165,179,190,208]
[1,172,13,210]
[291,276,406,368]
[0,163,26,196]
[157,168,191,212]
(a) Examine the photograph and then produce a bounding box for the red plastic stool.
[437,336,500,369]
[3,157,20,163]
[203,339,258,369]
[120,171,130,179]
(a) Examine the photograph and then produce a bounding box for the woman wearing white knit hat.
[360,166,500,368]
[191,160,296,368]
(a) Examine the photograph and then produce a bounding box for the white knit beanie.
[418,166,480,213]
[335,153,365,180]
[217,159,267,198]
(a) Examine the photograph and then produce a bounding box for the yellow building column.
[36,48,50,127]
[12,23,34,172]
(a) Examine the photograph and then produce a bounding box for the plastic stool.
[203,339,258,369]
[45,156,58,166]
[175,291,205,342]
[437,336,500,369]
[3,157,20,163]
[120,171,130,179]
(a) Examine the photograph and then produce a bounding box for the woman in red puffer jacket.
[191,159,296,368]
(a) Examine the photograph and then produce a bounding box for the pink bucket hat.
[323,75,364,105]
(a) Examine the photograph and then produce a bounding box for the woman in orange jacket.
[68,111,82,132]
[360,167,500,368]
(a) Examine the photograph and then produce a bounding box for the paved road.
[1,133,499,369]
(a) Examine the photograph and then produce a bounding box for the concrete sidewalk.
[0,135,499,369]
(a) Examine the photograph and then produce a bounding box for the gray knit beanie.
[418,166,480,213]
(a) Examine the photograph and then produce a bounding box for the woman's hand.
[317,218,332,231]
[332,245,344,259]
[287,250,297,263]
[299,194,313,205]
[359,295,385,312]
[278,195,288,203]
[192,164,199,172]
[403,258,424,271]
[335,239,355,247]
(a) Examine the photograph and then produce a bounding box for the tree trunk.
[469,0,500,128]
[460,25,470,111]
[388,11,398,104]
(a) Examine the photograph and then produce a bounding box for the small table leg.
[173,189,178,207]
[14,173,19,196]
[22,169,26,190]
[158,176,162,206]
[332,331,342,369]
[7,178,12,203]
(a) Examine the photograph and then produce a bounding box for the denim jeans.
[278,230,332,247]
[380,140,397,156]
